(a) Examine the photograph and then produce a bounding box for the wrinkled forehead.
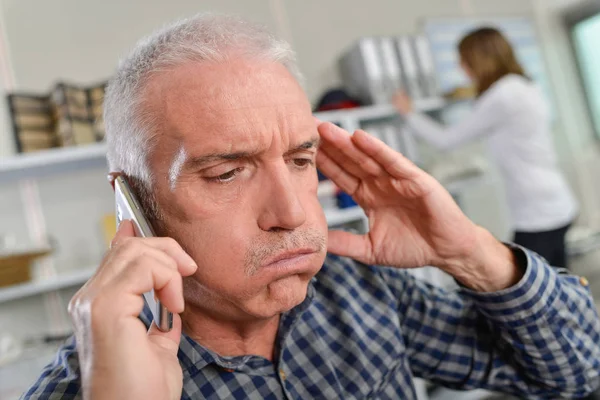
[143,59,315,172]
[147,59,311,140]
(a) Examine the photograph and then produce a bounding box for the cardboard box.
[0,249,51,288]
[102,214,117,249]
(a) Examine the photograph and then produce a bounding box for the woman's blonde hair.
[458,27,526,95]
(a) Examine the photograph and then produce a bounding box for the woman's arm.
[395,89,509,151]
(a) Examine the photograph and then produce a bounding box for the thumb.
[328,230,373,264]
[111,219,136,247]
[147,312,183,354]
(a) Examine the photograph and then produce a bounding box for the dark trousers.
[513,224,571,269]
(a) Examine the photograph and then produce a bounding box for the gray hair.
[104,13,303,199]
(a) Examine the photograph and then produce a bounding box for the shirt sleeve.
[20,336,82,400]
[404,88,508,151]
[379,248,600,398]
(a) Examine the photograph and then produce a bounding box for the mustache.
[244,229,327,276]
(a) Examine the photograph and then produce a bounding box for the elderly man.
[23,14,600,400]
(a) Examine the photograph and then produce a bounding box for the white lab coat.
[406,74,578,232]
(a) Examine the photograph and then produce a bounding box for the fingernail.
[187,256,198,269]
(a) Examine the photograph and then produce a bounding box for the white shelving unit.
[314,98,444,122]
[0,142,107,183]
[314,98,444,132]
[0,267,96,304]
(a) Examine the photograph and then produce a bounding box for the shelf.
[414,97,447,112]
[313,98,445,124]
[0,142,107,183]
[0,267,96,304]
[324,206,366,226]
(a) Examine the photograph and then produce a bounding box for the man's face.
[144,58,328,320]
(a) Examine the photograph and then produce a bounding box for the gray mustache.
[244,229,326,276]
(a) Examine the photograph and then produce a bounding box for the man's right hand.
[68,220,198,400]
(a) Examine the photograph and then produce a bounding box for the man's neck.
[181,306,281,362]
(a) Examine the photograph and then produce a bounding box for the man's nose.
[257,166,307,232]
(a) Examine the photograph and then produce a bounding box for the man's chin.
[248,274,311,318]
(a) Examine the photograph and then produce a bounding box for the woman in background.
[394,27,578,269]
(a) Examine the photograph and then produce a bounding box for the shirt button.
[580,277,589,287]
[279,369,287,380]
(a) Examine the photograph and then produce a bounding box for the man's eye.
[292,158,314,168]
[207,168,242,183]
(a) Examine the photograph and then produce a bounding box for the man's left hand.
[316,121,522,292]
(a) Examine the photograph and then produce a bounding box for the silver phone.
[114,175,173,332]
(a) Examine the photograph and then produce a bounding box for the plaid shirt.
[22,248,600,399]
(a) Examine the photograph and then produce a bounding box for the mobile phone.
[114,175,173,332]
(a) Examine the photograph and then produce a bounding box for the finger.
[111,236,197,277]
[137,237,197,276]
[327,230,373,265]
[352,130,421,179]
[73,256,183,334]
[153,270,184,313]
[319,137,383,179]
[96,242,180,285]
[111,218,196,275]
[111,219,135,247]
[318,122,383,177]
[148,312,183,352]
[115,256,185,313]
[96,220,138,282]
[316,148,359,194]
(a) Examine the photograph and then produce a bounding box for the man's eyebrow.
[285,138,320,155]
[186,138,320,168]
[185,151,255,169]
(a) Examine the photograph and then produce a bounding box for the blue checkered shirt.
[22,248,600,399]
